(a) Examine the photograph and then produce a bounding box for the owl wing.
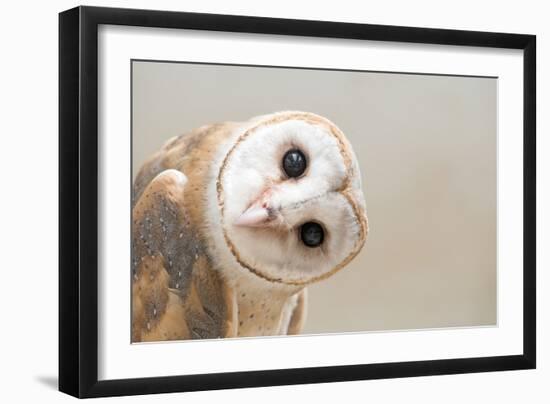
[132,169,237,342]
[286,289,308,335]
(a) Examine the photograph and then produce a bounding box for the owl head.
[214,111,368,287]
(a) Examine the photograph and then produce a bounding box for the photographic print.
[59,7,535,397]
[131,61,497,342]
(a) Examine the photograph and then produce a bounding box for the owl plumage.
[132,111,368,342]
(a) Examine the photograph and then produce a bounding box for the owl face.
[216,112,368,286]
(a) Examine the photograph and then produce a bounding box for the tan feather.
[132,167,234,342]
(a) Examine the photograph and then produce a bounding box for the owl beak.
[234,203,274,227]
[234,186,285,228]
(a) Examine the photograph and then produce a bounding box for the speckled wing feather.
[131,169,236,342]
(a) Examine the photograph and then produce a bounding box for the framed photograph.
[59,6,536,398]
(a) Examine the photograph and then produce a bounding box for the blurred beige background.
[132,60,497,334]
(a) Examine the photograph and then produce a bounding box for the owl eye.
[282,149,307,178]
[300,222,324,248]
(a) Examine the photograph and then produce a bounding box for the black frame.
[59,5,536,398]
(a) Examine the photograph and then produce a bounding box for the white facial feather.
[205,111,367,289]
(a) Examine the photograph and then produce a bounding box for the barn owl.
[132,111,368,342]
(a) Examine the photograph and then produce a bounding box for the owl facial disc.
[217,111,368,286]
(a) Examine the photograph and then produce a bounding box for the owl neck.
[231,269,304,337]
